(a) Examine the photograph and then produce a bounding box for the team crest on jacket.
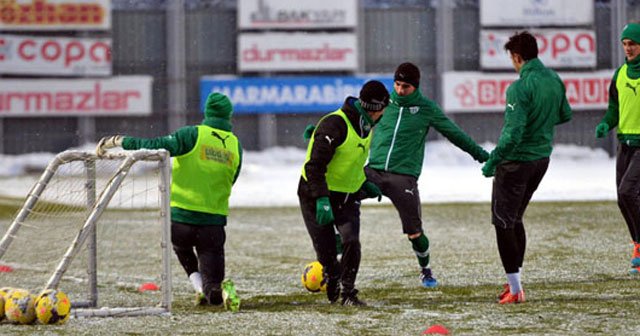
[409,106,419,114]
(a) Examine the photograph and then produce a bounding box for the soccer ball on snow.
[4,288,36,324]
[0,293,4,320]
[0,286,14,320]
[301,261,327,292]
[35,289,71,324]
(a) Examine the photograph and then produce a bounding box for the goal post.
[0,149,172,317]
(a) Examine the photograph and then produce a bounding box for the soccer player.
[96,92,242,311]
[298,80,389,306]
[595,22,640,274]
[365,62,489,288]
[482,31,572,304]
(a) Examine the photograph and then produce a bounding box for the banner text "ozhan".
[0,0,105,25]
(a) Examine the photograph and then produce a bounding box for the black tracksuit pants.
[298,178,361,295]
[616,143,640,243]
[171,221,226,304]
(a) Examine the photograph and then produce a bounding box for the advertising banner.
[442,71,613,112]
[480,0,593,26]
[0,0,111,31]
[238,32,358,72]
[238,0,357,30]
[0,34,111,76]
[481,29,596,69]
[200,75,393,114]
[0,76,152,117]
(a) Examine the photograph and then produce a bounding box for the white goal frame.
[0,149,172,317]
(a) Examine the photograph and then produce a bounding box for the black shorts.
[365,167,422,234]
[491,158,549,229]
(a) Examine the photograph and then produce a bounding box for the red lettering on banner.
[41,40,61,61]
[565,79,580,105]
[0,38,5,60]
[6,36,110,68]
[575,33,595,53]
[551,34,570,59]
[89,41,110,62]
[478,80,497,105]
[242,43,353,63]
[582,78,601,104]
[17,39,36,60]
[532,32,595,60]
[0,83,141,113]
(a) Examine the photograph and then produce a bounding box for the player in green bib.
[299,80,389,306]
[96,92,242,311]
[596,22,640,274]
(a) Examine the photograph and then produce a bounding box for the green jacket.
[368,89,488,178]
[599,55,640,146]
[489,58,572,164]
[122,117,243,225]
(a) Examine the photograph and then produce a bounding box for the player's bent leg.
[409,232,437,288]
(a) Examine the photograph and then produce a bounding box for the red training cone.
[423,324,450,335]
[138,282,159,292]
[0,264,13,273]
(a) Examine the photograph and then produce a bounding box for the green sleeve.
[121,126,198,157]
[558,78,572,125]
[491,83,527,162]
[428,101,487,161]
[600,69,620,128]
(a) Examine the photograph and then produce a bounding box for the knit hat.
[394,62,420,88]
[204,92,233,120]
[622,23,640,43]
[359,80,390,112]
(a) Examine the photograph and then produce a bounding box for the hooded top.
[122,92,242,225]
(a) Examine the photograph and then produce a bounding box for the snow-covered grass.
[0,143,633,334]
[2,202,639,335]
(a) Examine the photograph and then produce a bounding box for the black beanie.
[394,62,420,88]
[359,80,390,112]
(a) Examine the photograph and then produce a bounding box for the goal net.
[0,150,172,317]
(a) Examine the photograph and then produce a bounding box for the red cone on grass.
[0,264,13,272]
[138,282,159,292]
[423,324,449,335]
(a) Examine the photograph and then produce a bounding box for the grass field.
[2,201,640,335]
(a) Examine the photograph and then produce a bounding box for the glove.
[96,135,124,156]
[595,123,609,138]
[303,124,315,141]
[315,196,334,226]
[362,181,382,202]
[482,158,498,177]
[477,149,490,163]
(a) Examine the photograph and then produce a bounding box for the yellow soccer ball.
[301,261,327,292]
[35,289,71,324]
[4,288,36,324]
[0,286,14,299]
[0,286,14,320]
[0,294,5,320]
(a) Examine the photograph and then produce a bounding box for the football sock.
[189,272,203,293]
[410,233,430,268]
[506,272,522,294]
